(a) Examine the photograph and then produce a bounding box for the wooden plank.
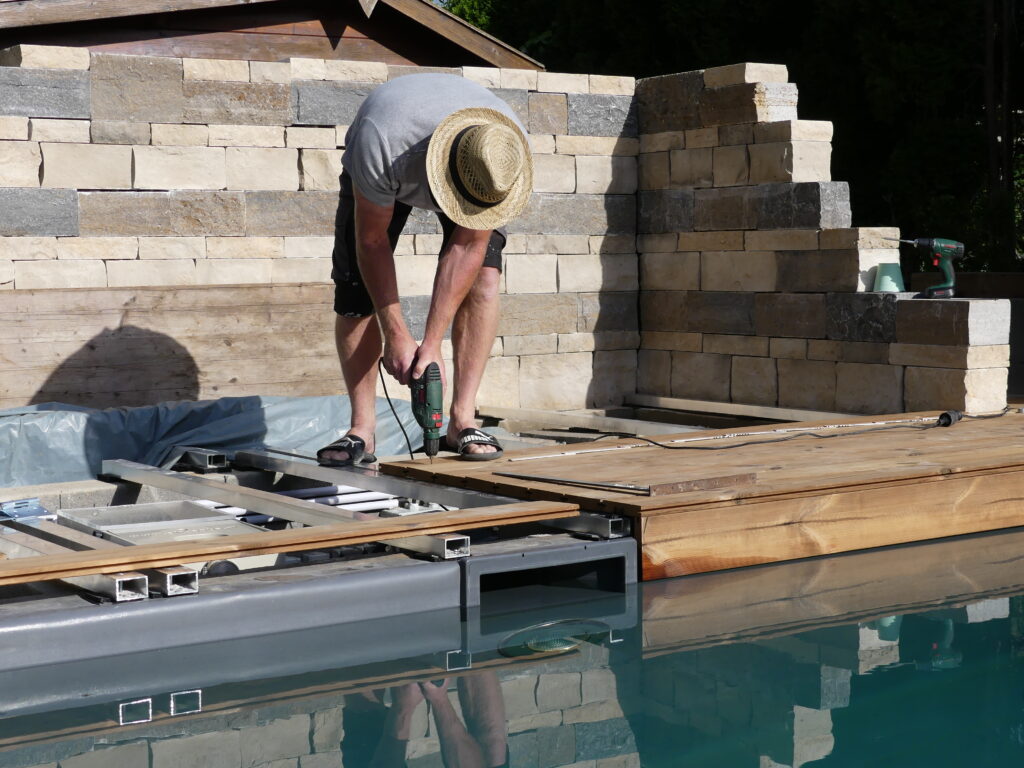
[478,404,690,436]
[0,500,577,586]
[629,393,854,422]
[0,0,282,29]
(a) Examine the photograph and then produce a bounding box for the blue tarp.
[0,395,419,488]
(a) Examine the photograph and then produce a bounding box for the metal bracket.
[0,498,50,520]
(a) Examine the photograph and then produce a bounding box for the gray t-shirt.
[341,73,525,212]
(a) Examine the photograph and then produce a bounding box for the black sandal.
[316,434,377,467]
[452,428,504,462]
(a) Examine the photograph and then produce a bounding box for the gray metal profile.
[389,533,471,559]
[544,512,629,539]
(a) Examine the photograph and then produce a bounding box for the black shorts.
[331,172,506,317]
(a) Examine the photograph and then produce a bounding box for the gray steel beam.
[543,513,629,539]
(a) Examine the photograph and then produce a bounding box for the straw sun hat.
[426,107,533,231]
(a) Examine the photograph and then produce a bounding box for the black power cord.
[378,358,416,462]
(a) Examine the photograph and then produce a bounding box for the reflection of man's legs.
[457,672,508,768]
[367,684,423,768]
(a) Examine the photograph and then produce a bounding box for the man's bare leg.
[321,314,382,463]
[448,265,500,456]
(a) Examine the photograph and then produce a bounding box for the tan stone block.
[558,253,638,292]
[462,66,501,88]
[527,234,588,254]
[640,131,685,153]
[91,120,150,145]
[287,126,336,148]
[324,59,388,82]
[336,125,350,147]
[284,236,333,259]
[770,337,807,359]
[712,145,749,187]
[808,340,889,364]
[640,252,700,290]
[396,254,437,295]
[183,57,248,81]
[555,135,639,156]
[731,356,777,405]
[589,74,635,95]
[532,153,576,193]
[478,355,519,408]
[778,358,836,410]
[518,352,591,409]
[889,343,1010,369]
[0,140,41,186]
[0,259,11,288]
[639,151,670,190]
[394,234,415,256]
[537,71,590,93]
[107,259,197,287]
[290,57,326,80]
[576,155,637,194]
[138,236,205,260]
[705,334,769,356]
[300,148,343,191]
[642,331,702,351]
[133,146,226,190]
[151,123,209,146]
[701,251,776,291]
[818,227,901,250]
[207,236,283,259]
[703,62,788,88]
[598,755,639,768]
[0,116,29,140]
[749,141,831,183]
[272,257,330,283]
[14,259,105,288]
[685,127,719,148]
[0,44,89,70]
[835,362,903,413]
[777,248,895,293]
[208,124,284,147]
[637,234,677,252]
[57,236,137,260]
[250,61,291,84]
[41,142,132,189]
[745,229,819,251]
[504,334,558,355]
[590,234,636,254]
[195,257,271,284]
[506,253,557,293]
[905,366,1007,414]
[508,711,562,734]
[592,350,637,406]
[0,236,56,260]
[719,123,755,146]
[29,118,89,143]
[415,234,444,254]
[529,134,555,154]
[558,332,596,353]
[671,351,731,400]
[670,147,713,187]
[755,119,833,143]
[226,147,299,190]
[500,68,538,90]
[678,231,744,251]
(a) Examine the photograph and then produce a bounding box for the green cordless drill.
[410,362,443,459]
[898,237,963,298]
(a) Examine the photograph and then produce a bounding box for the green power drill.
[410,362,443,458]
[897,237,963,298]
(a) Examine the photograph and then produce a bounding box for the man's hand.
[381,331,419,386]
[411,342,446,385]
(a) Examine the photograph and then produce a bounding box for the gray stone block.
[0,188,78,236]
[490,88,530,125]
[638,189,694,234]
[574,718,638,762]
[591,350,638,406]
[151,730,241,768]
[240,714,311,767]
[312,707,344,753]
[698,82,798,127]
[292,81,374,126]
[748,182,851,230]
[693,187,754,231]
[778,358,837,411]
[567,93,637,137]
[510,193,635,235]
[186,81,290,125]
[687,291,755,335]
[509,730,539,768]
[755,293,827,338]
[641,290,687,331]
[79,191,244,236]
[635,71,704,134]
[732,356,778,406]
[499,293,578,336]
[836,362,903,414]
[638,349,671,394]
[245,191,338,236]
[403,206,443,235]
[59,742,148,768]
[826,293,898,342]
[91,120,151,144]
[400,294,448,340]
[537,726,576,768]
[578,291,639,332]
[91,52,182,122]
[0,67,89,118]
[896,298,1010,346]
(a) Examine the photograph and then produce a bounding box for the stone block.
[532,153,576,193]
[575,719,637,762]
[183,57,249,81]
[396,254,436,294]
[895,298,1011,347]
[519,353,592,409]
[0,236,57,260]
[138,236,205,260]
[0,188,77,235]
[324,59,388,82]
[555,135,639,156]
[640,252,699,290]
[590,234,635,253]
[195,256,273,284]
[41,142,132,189]
[527,234,589,253]
[91,53,183,122]
[567,93,637,137]
[0,67,89,120]
[152,123,209,146]
[683,127,718,148]
[528,92,567,136]
[271,257,330,283]
[394,233,415,254]
[576,155,637,194]
[638,151,669,190]
[778,359,837,411]
[732,356,777,405]
[14,259,104,288]
[776,248,893,293]
[79,191,244,236]
[750,181,852,230]
[537,725,578,767]
[638,189,693,234]
[558,331,635,352]
[388,65,460,80]
[642,331,702,351]
[559,253,638,292]
[755,120,834,143]
[60,742,149,768]
[749,141,831,184]
[208,124,284,147]
[807,339,889,364]
[108,259,196,287]
[2,260,15,288]
[590,74,634,95]
[0,44,90,70]
[29,118,88,142]
[57,236,137,260]
[462,66,501,87]
[905,366,1007,414]
[490,87,529,125]
[185,81,290,125]
[415,234,444,254]
[250,61,292,84]
[225,147,299,190]
[670,147,713,188]
[537,673,583,712]
[498,67,536,89]
[299,754,341,768]
[770,337,807,358]
[819,226,900,250]
[889,343,1009,369]
[152,730,241,768]
[0,140,41,186]
[824,292,899,343]
[719,123,755,146]
[703,62,789,88]
[640,131,686,153]
[506,253,557,293]
[835,362,903,413]
[290,57,326,80]
[712,145,749,187]
[693,187,754,231]
[297,148,342,191]
[678,231,744,251]
[687,291,755,335]
[133,146,226,190]
[401,206,442,235]
[635,71,704,134]
[699,82,799,127]
[638,348,671,394]
[512,193,635,235]
[504,334,558,355]
[91,120,150,145]
[0,115,29,139]
[671,351,731,400]
[745,229,818,251]
[701,250,776,291]
[538,71,590,93]
[705,334,769,356]
[207,236,283,259]
[641,291,687,331]
[244,190,337,235]
[579,291,638,332]
[755,293,826,338]
[530,133,555,153]
[638,234,677,252]
[287,126,336,148]
[499,293,578,335]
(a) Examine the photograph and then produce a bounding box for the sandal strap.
[456,428,500,450]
